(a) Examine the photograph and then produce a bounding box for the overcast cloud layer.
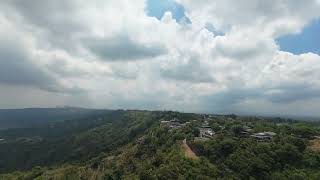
[0,0,319,117]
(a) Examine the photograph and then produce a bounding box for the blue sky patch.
[277,19,320,55]
[146,0,190,23]
[205,23,225,36]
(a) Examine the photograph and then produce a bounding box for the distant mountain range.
[1,107,319,130]
[0,107,109,129]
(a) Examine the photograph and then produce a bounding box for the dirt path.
[181,139,199,160]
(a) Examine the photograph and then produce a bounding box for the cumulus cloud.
[0,37,85,94]
[86,34,167,61]
[0,0,319,117]
[0,36,54,88]
[160,55,215,83]
[178,0,320,37]
[0,13,87,94]
[1,0,85,35]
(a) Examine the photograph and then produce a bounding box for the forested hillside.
[0,110,161,173]
[0,110,320,179]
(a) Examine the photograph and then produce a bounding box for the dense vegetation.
[0,110,158,172]
[0,110,320,179]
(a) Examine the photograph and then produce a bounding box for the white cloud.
[0,0,319,117]
[178,0,320,37]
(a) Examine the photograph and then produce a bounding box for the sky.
[277,19,320,55]
[0,0,320,117]
[146,0,188,22]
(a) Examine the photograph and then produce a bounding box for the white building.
[251,132,276,141]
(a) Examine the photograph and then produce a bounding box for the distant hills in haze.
[0,106,320,130]
[0,107,109,129]
[0,107,319,130]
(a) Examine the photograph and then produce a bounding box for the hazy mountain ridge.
[0,107,110,129]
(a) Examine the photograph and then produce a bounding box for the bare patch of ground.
[181,139,199,160]
[308,137,320,152]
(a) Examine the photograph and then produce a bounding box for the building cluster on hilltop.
[250,132,277,141]
[161,118,191,132]
[198,120,215,139]
[160,116,278,142]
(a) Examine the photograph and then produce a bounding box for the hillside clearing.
[181,139,199,160]
[308,137,320,152]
